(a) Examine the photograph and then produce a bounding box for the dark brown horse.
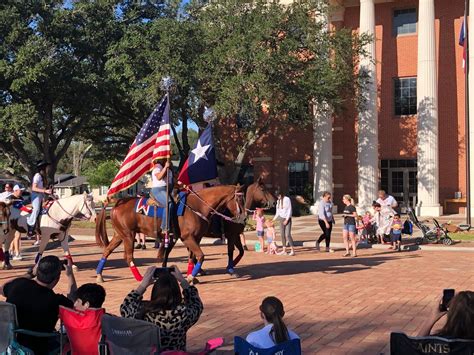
[95,185,246,282]
[186,178,276,277]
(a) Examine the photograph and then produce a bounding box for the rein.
[47,196,93,229]
[181,185,246,224]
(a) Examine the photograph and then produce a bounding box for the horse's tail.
[95,207,109,248]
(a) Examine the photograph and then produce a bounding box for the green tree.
[84,160,118,188]
[192,0,370,182]
[0,1,121,182]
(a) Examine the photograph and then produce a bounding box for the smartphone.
[153,267,175,279]
[439,289,455,312]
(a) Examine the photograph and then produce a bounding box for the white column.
[312,104,333,202]
[357,0,378,211]
[468,0,474,224]
[416,0,442,216]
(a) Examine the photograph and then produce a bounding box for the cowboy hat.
[36,160,50,169]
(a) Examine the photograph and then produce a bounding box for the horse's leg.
[1,231,14,269]
[60,234,78,270]
[34,231,49,265]
[182,237,205,284]
[96,234,122,283]
[226,231,236,275]
[123,232,143,281]
[232,228,245,268]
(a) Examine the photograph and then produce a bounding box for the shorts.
[257,230,264,237]
[391,233,401,242]
[343,224,356,233]
[267,237,273,244]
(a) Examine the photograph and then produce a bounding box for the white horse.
[0,193,96,269]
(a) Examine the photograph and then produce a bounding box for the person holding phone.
[120,266,203,352]
[418,290,474,340]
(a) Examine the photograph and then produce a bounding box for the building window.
[394,77,417,116]
[393,8,417,36]
[100,186,108,195]
[288,161,309,196]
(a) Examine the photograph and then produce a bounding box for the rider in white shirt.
[27,161,52,238]
[0,183,13,202]
[151,159,173,231]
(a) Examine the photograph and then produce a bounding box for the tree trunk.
[73,143,92,176]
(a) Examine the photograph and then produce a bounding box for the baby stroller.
[406,207,453,245]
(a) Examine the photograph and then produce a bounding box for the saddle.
[146,194,164,207]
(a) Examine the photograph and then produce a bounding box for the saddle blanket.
[135,198,165,218]
[40,200,55,215]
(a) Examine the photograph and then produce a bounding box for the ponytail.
[260,297,289,345]
[343,194,355,205]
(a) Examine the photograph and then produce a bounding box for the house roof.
[54,175,88,188]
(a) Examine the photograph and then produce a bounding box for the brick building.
[218,0,470,215]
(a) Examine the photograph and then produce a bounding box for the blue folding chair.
[234,336,301,355]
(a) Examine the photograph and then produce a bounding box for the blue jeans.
[27,193,43,227]
[151,187,172,230]
[343,223,356,233]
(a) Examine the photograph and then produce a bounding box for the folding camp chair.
[160,338,224,355]
[0,301,62,355]
[390,332,474,355]
[59,306,105,355]
[99,314,161,355]
[234,336,301,355]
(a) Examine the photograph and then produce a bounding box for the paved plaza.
[1,232,473,354]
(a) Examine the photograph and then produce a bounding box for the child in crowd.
[60,283,107,355]
[390,214,403,251]
[265,220,281,255]
[356,216,365,242]
[253,208,266,252]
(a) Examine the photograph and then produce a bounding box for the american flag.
[107,95,170,196]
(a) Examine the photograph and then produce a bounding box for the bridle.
[0,204,10,236]
[181,186,247,225]
[244,185,275,213]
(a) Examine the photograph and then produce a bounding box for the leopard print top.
[120,286,203,351]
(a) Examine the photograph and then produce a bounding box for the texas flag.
[177,124,218,185]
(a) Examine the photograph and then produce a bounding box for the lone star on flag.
[192,140,211,161]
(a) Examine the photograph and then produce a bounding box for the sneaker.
[142,244,147,250]
[326,247,334,253]
[315,242,320,251]
[13,254,23,261]
[287,251,295,256]
[34,240,40,246]
[135,243,142,250]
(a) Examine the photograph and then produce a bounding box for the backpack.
[402,220,413,235]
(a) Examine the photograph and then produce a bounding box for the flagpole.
[465,0,471,226]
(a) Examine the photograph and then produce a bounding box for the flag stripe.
[107,95,171,196]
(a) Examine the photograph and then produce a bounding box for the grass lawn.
[452,232,474,241]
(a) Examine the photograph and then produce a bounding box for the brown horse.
[186,178,276,277]
[95,185,246,282]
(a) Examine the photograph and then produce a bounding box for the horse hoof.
[197,268,207,276]
[187,276,199,285]
[3,264,13,270]
[96,274,105,283]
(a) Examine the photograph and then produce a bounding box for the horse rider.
[27,161,52,238]
[151,158,175,232]
[0,183,13,202]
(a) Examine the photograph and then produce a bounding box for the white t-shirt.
[376,195,397,208]
[246,324,299,349]
[32,173,44,189]
[274,196,292,220]
[152,164,172,187]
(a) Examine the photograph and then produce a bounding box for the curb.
[68,235,474,252]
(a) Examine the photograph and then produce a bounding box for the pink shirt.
[253,212,265,232]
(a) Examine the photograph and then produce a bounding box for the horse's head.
[245,177,276,210]
[223,185,247,224]
[83,192,97,222]
[0,202,11,236]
